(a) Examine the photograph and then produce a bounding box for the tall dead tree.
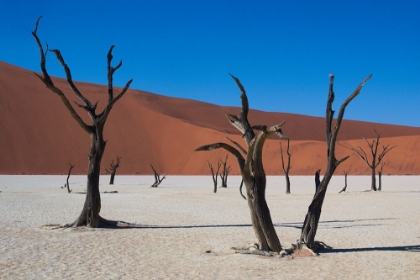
[104,156,122,185]
[32,17,132,227]
[378,162,386,191]
[349,126,395,191]
[219,155,231,188]
[196,74,287,252]
[150,164,165,188]
[280,139,292,194]
[299,73,372,250]
[339,171,348,193]
[63,163,74,193]
[207,160,221,193]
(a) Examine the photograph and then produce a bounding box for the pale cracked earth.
[0,175,419,279]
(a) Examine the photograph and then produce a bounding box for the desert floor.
[0,175,419,279]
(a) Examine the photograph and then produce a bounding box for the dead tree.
[207,160,221,193]
[299,73,372,250]
[338,171,348,193]
[63,163,74,193]
[32,17,132,227]
[378,162,386,191]
[104,156,122,185]
[280,139,292,194]
[219,155,231,188]
[150,164,165,188]
[349,126,395,191]
[196,74,287,252]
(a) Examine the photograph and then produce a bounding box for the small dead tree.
[63,163,74,193]
[104,156,122,185]
[150,164,165,188]
[378,162,386,191]
[349,126,395,191]
[207,160,221,193]
[219,155,231,188]
[32,17,132,227]
[339,171,348,193]
[280,139,292,194]
[299,73,372,250]
[196,74,287,253]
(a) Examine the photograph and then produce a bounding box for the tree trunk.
[378,171,382,191]
[65,163,74,193]
[244,174,282,252]
[109,172,116,185]
[72,131,105,227]
[300,180,329,247]
[371,167,377,191]
[285,176,291,194]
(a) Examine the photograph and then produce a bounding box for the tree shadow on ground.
[320,244,420,253]
[103,223,253,229]
[275,217,396,229]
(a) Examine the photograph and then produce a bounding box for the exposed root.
[232,244,278,257]
[41,216,132,230]
[231,241,332,259]
[40,224,66,230]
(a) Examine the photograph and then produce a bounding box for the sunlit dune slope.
[1,61,419,175]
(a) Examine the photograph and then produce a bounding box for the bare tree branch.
[196,143,245,172]
[31,17,92,134]
[226,136,247,155]
[226,74,255,145]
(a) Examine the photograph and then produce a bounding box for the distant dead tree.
[207,160,221,193]
[32,17,132,227]
[280,139,292,194]
[338,171,348,193]
[299,73,372,250]
[196,74,287,253]
[104,156,122,185]
[349,126,395,191]
[150,164,165,188]
[378,162,386,191]
[219,155,231,188]
[63,163,74,193]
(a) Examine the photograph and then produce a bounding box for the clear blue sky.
[1,1,419,127]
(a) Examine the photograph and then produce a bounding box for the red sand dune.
[1,61,419,175]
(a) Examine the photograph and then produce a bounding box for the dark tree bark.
[219,155,231,188]
[32,17,132,227]
[299,73,372,250]
[226,136,246,200]
[196,74,287,252]
[378,162,386,191]
[315,169,321,193]
[105,156,122,185]
[207,160,221,193]
[339,171,348,193]
[150,164,166,188]
[64,163,74,193]
[349,126,395,191]
[280,139,292,194]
